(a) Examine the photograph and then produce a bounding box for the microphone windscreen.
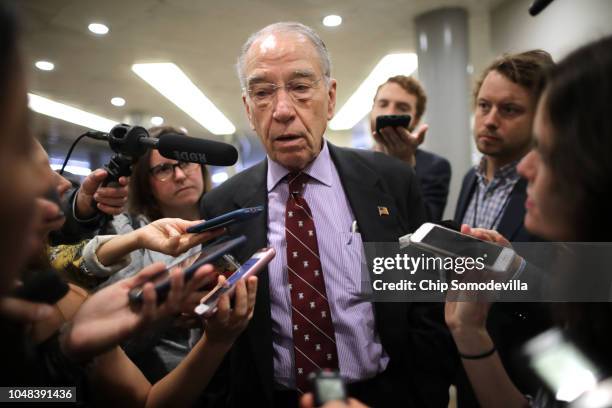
[157,134,238,166]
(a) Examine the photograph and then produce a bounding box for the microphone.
[529,0,555,16]
[86,126,238,166]
[157,133,238,166]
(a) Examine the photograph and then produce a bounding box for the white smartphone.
[524,328,601,402]
[406,222,517,274]
[194,247,276,317]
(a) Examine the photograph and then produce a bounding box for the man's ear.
[326,78,337,121]
[242,94,256,131]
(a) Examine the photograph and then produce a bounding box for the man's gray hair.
[236,22,332,90]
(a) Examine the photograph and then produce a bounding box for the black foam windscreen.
[157,134,238,166]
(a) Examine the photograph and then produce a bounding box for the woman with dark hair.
[73,125,224,381]
[0,2,256,398]
[444,35,612,408]
[0,3,257,405]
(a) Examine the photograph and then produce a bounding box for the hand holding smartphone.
[195,247,275,317]
[128,235,247,304]
[187,206,264,234]
[406,222,518,274]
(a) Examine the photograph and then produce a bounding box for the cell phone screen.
[423,226,504,266]
[526,330,601,402]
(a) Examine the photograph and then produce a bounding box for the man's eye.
[502,106,521,115]
[291,83,310,93]
[251,87,274,98]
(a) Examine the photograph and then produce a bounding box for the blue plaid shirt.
[462,158,521,230]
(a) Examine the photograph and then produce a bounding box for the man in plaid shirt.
[452,50,555,408]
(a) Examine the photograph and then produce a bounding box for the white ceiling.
[14,0,506,148]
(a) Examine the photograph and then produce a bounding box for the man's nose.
[484,107,500,129]
[272,88,296,123]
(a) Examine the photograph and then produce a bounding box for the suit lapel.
[328,144,406,242]
[497,178,527,241]
[230,161,276,401]
[454,169,477,223]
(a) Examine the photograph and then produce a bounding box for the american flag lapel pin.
[377,206,390,216]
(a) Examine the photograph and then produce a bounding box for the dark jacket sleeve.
[49,187,106,246]
[415,152,452,222]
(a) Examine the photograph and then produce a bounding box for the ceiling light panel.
[28,93,118,132]
[132,63,236,135]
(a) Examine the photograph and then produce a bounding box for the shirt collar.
[475,156,520,184]
[267,139,333,192]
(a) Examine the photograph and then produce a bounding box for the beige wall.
[491,0,612,60]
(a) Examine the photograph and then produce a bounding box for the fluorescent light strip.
[329,53,418,131]
[50,164,92,177]
[28,93,118,132]
[132,63,236,135]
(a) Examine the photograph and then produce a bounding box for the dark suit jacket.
[415,149,451,222]
[200,143,455,408]
[453,167,551,407]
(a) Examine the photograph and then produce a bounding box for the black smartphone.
[375,114,412,135]
[186,206,264,234]
[128,235,247,304]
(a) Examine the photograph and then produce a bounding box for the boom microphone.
[157,133,238,166]
[85,125,239,166]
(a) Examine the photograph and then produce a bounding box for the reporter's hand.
[75,169,129,218]
[60,261,214,362]
[136,218,226,257]
[460,224,512,248]
[300,393,369,408]
[373,123,428,166]
[203,275,258,346]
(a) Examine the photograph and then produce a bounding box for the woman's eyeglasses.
[149,161,198,181]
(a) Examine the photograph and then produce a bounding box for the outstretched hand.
[136,218,226,257]
[60,261,215,362]
[373,123,428,166]
[203,275,258,346]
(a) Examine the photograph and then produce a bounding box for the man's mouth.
[274,134,302,142]
[478,132,500,141]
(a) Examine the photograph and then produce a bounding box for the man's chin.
[272,153,315,171]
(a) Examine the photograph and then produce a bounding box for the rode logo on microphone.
[172,151,207,164]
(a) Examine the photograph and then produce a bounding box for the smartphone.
[128,235,247,304]
[375,114,412,135]
[524,328,601,402]
[309,370,347,406]
[186,206,264,234]
[194,247,275,317]
[406,222,518,274]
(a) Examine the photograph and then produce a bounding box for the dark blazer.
[415,149,451,222]
[200,143,455,408]
[452,167,551,407]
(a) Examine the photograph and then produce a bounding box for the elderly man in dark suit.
[200,22,454,408]
[370,75,451,221]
